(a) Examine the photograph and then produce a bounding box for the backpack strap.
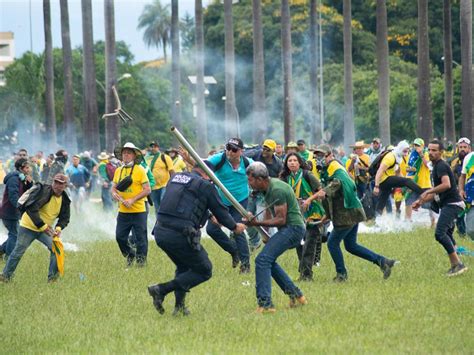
[161,153,168,170]
[149,153,161,172]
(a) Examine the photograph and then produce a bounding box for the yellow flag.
[52,236,65,276]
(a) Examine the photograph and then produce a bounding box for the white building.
[0,32,15,87]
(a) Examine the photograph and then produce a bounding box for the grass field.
[1,221,473,353]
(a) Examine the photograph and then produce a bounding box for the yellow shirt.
[145,153,174,190]
[310,158,320,180]
[345,154,370,180]
[173,157,187,173]
[413,152,432,189]
[380,152,397,184]
[399,156,408,177]
[113,165,149,213]
[21,195,63,232]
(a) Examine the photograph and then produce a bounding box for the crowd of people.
[0,134,472,315]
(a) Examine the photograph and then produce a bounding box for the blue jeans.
[327,224,384,275]
[116,212,148,262]
[101,185,113,211]
[2,219,19,256]
[2,226,58,281]
[206,199,250,266]
[255,225,305,308]
[151,188,165,219]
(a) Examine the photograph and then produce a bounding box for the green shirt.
[264,178,305,227]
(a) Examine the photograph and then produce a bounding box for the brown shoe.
[289,295,308,308]
[256,306,276,314]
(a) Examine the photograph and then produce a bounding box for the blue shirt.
[66,164,90,187]
[207,152,253,206]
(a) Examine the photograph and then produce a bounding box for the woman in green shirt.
[280,153,326,281]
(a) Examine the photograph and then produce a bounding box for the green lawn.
[1,225,473,353]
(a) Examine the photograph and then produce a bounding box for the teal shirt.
[208,152,253,206]
[264,178,305,227]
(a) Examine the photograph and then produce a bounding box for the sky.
[0,0,212,63]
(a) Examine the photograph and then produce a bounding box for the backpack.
[105,162,117,181]
[368,150,395,178]
[213,153,251,172]
[17,183,43,213]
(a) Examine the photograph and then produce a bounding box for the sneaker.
[240,264,251,274]
[147,285,166,314]
[333,273,348,283]
[289,295,308,308]
[380,259,398,280]
[297,275,313,282]
[447,263,468,277]
[255,306,276,314]
[126,256,135,267]
[172,306,191,317]
[0,273,10,283]
[231,252,240,268]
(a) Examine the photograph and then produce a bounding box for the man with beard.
[412,140,468,276]
[450,137,471,237]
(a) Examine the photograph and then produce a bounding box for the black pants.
[435,205,461,255]
[376,176,423,214]
[154,225,212,296]
[296,224,323,278]
[116,212,148,261]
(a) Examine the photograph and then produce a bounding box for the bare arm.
[246,203,288,228]
[459,174,467,200]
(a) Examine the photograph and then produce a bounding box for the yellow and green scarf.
[288,169,325,220]
[321,160,362,210]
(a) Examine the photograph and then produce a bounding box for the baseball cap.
[53,173,68,184]
[413,138,425,147]
[149,141,159,147]
[296,139,306,145]
[372,137,381,143]
[458,137,471,145]
[262,139,276,151]
[314,144,332,155]
[226,138,244,150]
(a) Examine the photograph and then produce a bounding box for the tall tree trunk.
[60,0,77,153]
[460,0,473,140]
[443,0,455,142]
[224,0,238,139]
[252,0,266,144]
[162,36,168,63]
[376,0,390,145]
[281,0,294,144]
[195,0,207,156]
[171,0,181,131]
[343,0,355,152]
[81,0,99,154]
[104,0,119,152]
[309,0,321,145]
[43,0,57,151]
[417,0,433,142]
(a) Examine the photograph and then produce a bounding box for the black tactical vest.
[158,172,209,228]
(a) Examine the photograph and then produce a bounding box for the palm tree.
[224,0,238,139]
[252,0,266,144]
[195,0,207,156]
[281,0,294,143]
[309,0,320,144]
[59,0,77,153]
[171,0,181,130]
[137,0,170,62]
[443,0,455,142]
[81,0,100,153]
[104,0,119,152]
[43,0,57,150]
[417,0,433,142]
[343,0,355,152]
[460,0,473,139]
[376,0,390,145]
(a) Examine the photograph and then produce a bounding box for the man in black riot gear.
[148,163,246,316]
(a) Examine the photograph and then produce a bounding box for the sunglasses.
[226,145,240,153]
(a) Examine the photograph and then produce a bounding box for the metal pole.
[171,126,271,240]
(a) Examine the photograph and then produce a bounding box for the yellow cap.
[263,139,276,152]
